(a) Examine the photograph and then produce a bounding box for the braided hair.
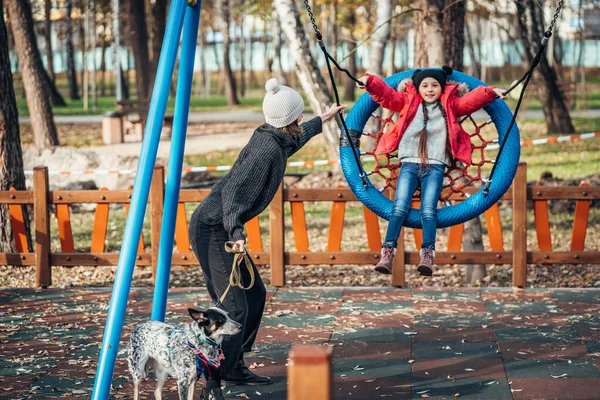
[417,100,453,167]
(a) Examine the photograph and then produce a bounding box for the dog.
[127,307,242,400]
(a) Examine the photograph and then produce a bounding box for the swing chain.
[545,0,565,39]
[484,0,564,196]
[302,0,368,188]
[303,0,323,41]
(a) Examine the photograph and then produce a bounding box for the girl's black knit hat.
[412,65,453,92]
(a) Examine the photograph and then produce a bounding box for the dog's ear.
[188,308,209,324]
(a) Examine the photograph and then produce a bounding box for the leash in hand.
[218,241,256,304]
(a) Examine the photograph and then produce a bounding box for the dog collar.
[197,334,219,348]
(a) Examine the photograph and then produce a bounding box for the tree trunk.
[44,0,54,81]
[149,0,167,91]
[129,0,151,101]
[465,16,481,77]
[516,0,574,134]
[274,0,339,159]
[263,14,272,79]
[0,0,29,253]
[343,11,356,102]
[221,0,240,106]
[65,0,80,99]
[414,0,444,67]
[239,16,246,98]
[7,0,59,148]
[463,216,486,283]
[78,2,86,95]
[248,25,255,92]
[367,0,392,75]
[195,28,207,97]
[442,0,465,71]
[271,10,286,84]
[99,38,106,96]
[45,68,68,106]
[43,0,67,106]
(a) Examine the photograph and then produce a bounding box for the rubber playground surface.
[1,286,599,399]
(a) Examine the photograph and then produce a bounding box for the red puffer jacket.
[365,74,498,166]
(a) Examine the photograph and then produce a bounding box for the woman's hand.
[356,76,368,89]
[320,104,347,123]
[493,87,507,100]
[232,239,246,254]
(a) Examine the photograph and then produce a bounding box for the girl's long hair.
[417,100,452,167]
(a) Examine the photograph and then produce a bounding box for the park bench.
[115,99,174,142]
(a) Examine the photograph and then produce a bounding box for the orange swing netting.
[360,112,498,203]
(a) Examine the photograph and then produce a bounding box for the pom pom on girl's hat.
[262,78,305,128]
[412,65,453,92]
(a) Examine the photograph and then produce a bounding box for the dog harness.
[187,340,221,380]
[168,329,222,380]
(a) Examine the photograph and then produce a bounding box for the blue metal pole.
[90,1,189,398]
[152,0,202,322]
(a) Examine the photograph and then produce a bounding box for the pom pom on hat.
[262,78,304,128]
[265,78,281,94]
[442,65,453,76]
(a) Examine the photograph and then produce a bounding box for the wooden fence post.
[33,167,51,288]
[288,345,332,400]
[388,189,405,287]
[269,182,285,287]
[512,162,527,288]
[150,166,165,282]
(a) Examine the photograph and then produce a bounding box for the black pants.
[189,217,267,375]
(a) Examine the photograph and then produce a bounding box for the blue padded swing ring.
[340,69,520,228]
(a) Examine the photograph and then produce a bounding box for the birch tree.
[273,0,339,158]
[366,0,392,75]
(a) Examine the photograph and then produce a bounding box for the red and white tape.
[23,131,600,176]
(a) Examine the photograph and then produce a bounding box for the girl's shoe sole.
[374,266,392,274]
[417,265,433,276]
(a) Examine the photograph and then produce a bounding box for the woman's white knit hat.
[262,78,304,128]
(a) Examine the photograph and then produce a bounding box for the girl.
[189,78,345,400]
[357,66,505,277]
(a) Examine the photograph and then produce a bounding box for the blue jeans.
[383,162,445,250]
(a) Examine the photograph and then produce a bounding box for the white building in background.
[11,0,600,75]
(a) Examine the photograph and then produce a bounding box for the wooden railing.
[1,163,598,288]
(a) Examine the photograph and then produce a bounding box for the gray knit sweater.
[192,117,323,242]
[399,102,450,166]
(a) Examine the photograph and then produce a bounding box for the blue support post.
[152,0,202,322]
[90,1,189,398]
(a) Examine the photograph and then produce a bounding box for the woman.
[189,78,345,400]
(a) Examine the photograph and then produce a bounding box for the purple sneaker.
[417,248,435,276]
[374,246,396,274]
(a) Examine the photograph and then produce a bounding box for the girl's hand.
[493,87,507,100]
[356,76,368,89]
[232,239,246,254]
[320,104,347,123]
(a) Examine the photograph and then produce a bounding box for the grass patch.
[183,117,600,182]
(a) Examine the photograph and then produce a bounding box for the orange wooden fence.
[0,163,598,288]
